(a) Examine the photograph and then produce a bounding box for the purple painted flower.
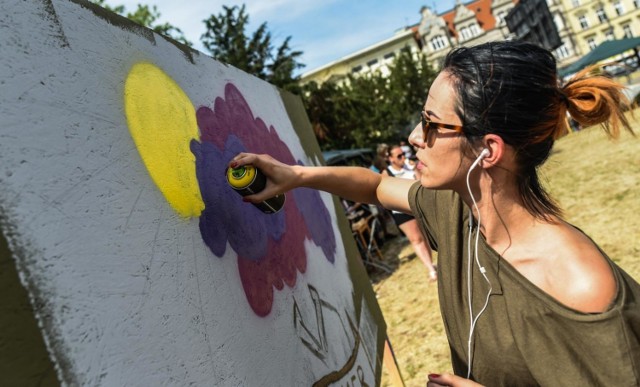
[192,83,336,316]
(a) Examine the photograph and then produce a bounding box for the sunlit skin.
[408,71,470,193]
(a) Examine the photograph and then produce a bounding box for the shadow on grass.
[365,235,416,284]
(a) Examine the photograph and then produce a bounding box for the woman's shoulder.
[510,222,617,313]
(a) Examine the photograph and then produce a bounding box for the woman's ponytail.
[561,65,634,138]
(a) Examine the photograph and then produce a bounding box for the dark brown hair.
[443,41,633,220]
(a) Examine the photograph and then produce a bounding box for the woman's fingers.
[230,152,258,168]
[427,372,484,387]
[228,153,291,203]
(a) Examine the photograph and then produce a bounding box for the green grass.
[373,116,640,387]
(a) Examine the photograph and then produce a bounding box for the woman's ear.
[480,134,507,168]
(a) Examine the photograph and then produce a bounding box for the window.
[596,7,608,23]
[587,37,597,50]
[366,59,378,67]
[604,28,615,41]
[623,24,634,38]
[613,1,625,15]
[351,65,363,73]
[555,43,571,59]
[430,35,447,50]
[469,23,481,36]
[578,14,589,30]
[497,11,507,24]
[459,24,479,41]
[459,26,470,40]
[383,52,395,60]
[553,13,565,30]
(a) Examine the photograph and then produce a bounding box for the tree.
[201,5,304,93]
[382,46,437,139]
[302,77,378,150]
[302,47,437,150]
[90,0,191,46]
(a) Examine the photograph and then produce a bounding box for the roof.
[441,0,496,39]
[559,37,640,77]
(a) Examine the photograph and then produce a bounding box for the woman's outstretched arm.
[230,152,415,214]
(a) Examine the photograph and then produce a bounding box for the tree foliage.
[90,0,191,46]
[302,47,437,150]
[91,1,436,151]
[201,5,304,93]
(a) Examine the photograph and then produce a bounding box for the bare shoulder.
[544,224,617,313]
[508,222,617,313]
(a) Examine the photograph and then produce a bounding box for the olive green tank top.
[408,183,640,386]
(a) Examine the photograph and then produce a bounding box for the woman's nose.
[408,123,425,148]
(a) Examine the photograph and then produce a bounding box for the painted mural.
[0,0,385,386]
[125,63,337,317]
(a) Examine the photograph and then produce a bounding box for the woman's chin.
[420,174,446,190]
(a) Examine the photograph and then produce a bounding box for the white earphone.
[469,148,490,171]
[465,146,493,379]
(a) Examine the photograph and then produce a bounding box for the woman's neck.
[458,174,556,257]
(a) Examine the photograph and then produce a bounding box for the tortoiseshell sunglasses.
[421,110,464,147]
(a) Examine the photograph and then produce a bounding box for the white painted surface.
[0,0,383,385]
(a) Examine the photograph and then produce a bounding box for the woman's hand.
[230,152,299,203]
[427,373,484,387]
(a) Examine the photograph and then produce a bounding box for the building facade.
[418,0,507,68]
[300,28,419,86]
[300,0,638,85]
[559,0,640,57]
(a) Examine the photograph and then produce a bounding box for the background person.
[230,41,640,386]
[370,143,389,173]
[383,145,437,281]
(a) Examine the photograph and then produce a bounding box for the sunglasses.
[394,153,405,160]
[420,111,464,147]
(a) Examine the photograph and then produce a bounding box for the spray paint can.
[226,165,285,214]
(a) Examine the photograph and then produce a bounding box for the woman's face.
[387,146,406,169]
[409,71,471,190]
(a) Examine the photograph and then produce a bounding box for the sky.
[101,0,458,75]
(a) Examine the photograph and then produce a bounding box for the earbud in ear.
[469,148,490,171]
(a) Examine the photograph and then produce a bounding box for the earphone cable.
[465,152,494,379]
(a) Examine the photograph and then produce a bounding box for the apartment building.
[415,0,583,68]
[299,28,419,86]
[301,0,510,85]
[301,0,600,85]
[419,0,506,68]
[560,0,640,58]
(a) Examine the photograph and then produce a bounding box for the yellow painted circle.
[124,62,204,217]
[227,165,256,189]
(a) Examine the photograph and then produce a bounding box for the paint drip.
[226,165,285,214]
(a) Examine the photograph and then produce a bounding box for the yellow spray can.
[226,165,285,214]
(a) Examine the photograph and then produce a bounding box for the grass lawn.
[372,115,640,387]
